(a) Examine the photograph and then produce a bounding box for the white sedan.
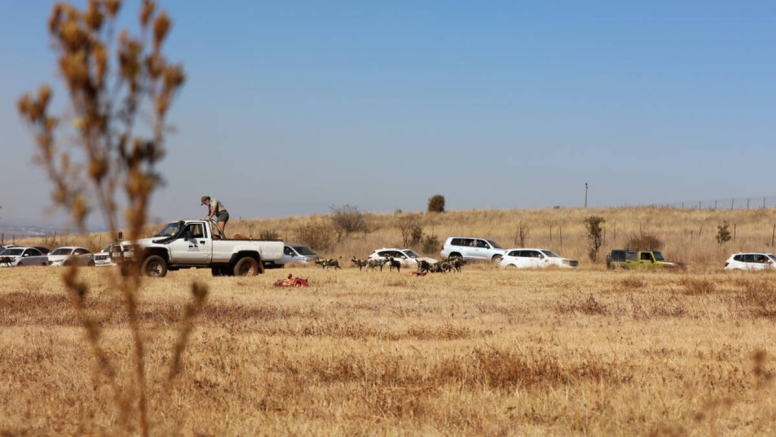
[368,248,438,267]
[47,246,95,267]
[0,247,50,267]
[499,248,578,269]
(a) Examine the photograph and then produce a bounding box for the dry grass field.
[4,207,776,436]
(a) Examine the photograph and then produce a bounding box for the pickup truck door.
[168,223,212,265]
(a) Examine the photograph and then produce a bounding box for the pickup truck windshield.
[653,251,666,261]
[155,222,181,237]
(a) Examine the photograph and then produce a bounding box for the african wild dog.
[367,258,385,271]
[449,257,464,272]
[416,259,432,273]
[351,256,368,271]
[386,256,401,272]
[315,258,342,270]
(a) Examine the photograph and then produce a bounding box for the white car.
[724,252,776,271]
[499,248,578,269]
[48,246,95,267]
[93,245,115,267]
[368,248,438,267]
[0,247,50,267]
[440,236,506,262]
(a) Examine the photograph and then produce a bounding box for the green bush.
[422,234,441,255]
[427,195,445,213]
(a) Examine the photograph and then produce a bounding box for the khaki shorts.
[216,210,229,223]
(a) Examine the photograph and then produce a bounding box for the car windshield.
[154,222,181,237]
[50,248,73,256]
[540,250,560,258]
[292,246,317,256]
[403,250,420,259]
[653,251,666,261]
[102,245,112,252]
[487,240,503,249]
[1,248,23,256]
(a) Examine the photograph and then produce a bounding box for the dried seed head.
[106,0,121,18]
[17,93,31,118]
[152,11,170,51]
[93,42,108,87]
[38,84,52,106]
[60,18,86,50]
[85,0,103,31]
[140,0,156,28]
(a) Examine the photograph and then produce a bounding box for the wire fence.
[650,195,776,210]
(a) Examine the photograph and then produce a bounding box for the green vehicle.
[606,249,680,270]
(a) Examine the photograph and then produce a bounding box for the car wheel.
[234,257,259,276]
[491,254,503,264]
[141,255,168,277]
[505,264,518,270]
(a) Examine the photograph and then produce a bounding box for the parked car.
[499,248,578,269]
[724,252,776,271]
[264,244,320,269]
[93,245,115,267]
[440,236,506,262]
[47,246,94,267]
[368,248,438,267]
[606,249,680,269]
[0,247,50,267]
[33,246,51,254]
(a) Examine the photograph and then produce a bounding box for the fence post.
[764,198,767,209]
[772,224,775,247]
[714,200,717,210]
[734,223,737,241]
[549,225,552,242]
[560,226,563,252]
[747,198,750,209]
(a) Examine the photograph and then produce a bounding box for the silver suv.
[440,237,506,262]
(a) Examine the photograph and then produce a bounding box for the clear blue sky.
[2,1,776,227]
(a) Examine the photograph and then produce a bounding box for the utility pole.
[584,182,588,208]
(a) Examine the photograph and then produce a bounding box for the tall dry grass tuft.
[16,1,206,435]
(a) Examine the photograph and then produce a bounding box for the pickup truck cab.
[111,219,284,277]
[606,249,679,270]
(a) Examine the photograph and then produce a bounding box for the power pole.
[584,183,588,208]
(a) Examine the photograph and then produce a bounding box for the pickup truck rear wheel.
[142,255,168,277]
[234,257,259,276]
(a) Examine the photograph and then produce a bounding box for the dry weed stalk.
[17,1,206,435]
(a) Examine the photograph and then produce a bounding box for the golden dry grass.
[3,260,776,435]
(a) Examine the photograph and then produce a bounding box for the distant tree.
[428,194,445,213]
[584,216,606,262]
[396,213,422,247]
[329,204,368,242]
[296,218,333,251]
[716,221,732,245]
[514,221,530,247]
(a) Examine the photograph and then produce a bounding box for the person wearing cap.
[201,196,229,238]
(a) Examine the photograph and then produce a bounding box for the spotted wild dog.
[367,258,385,271]
[315,258,342,270]
[351,256,368,271]
[386,256,401,272]
[416,259,432,273]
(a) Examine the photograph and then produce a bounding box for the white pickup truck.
[110,219,284,277]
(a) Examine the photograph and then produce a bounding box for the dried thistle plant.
[17,1,206,435]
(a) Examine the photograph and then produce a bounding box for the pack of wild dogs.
[313,256,464,273]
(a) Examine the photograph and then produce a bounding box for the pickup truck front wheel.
[234,257,259,276]
[142,255,168,277]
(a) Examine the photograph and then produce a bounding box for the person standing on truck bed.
[201,195,229,238]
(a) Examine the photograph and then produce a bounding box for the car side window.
[640,252,652,261]
[475,240,488,248]
[742,254,755,263]
[451,238,463,246]
[734,255,743,262]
